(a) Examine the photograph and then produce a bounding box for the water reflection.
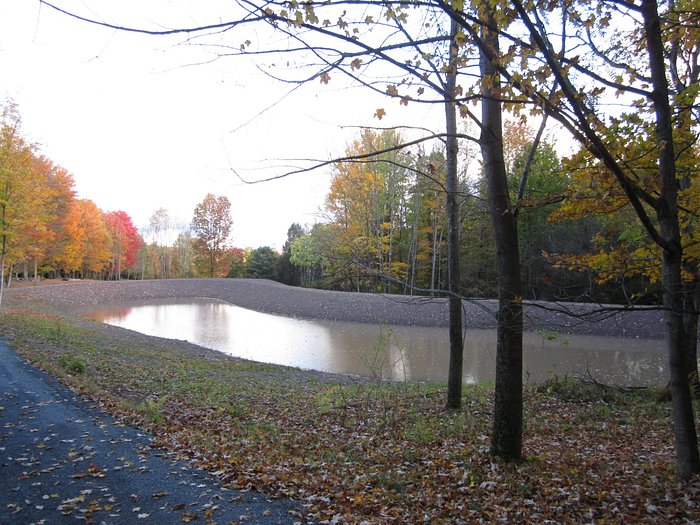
[87,298,668,386]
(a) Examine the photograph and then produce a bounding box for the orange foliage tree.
[57,199,112,278]
[0,102,66,301]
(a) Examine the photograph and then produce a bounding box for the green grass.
[58,354,86,374]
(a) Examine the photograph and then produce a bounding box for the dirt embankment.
[5,278,668,339]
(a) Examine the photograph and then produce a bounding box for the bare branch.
[228,131,475,185]
[39,0,261,35]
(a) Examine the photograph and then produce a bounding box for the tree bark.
[445,17,464,409]
[682,279,699,380]
[431,210,439,292]
[480,11,523,460]
[0,211,5,307]
[641,0,700,479]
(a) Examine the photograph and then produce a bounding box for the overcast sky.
[0,0,443,249]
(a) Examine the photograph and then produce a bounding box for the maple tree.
[29,157,76,280]
[3,158,56,283]
[324,129,413,292]
[0,99,135,286]
[0,102,30,300]
[0,100,174,284]
[105,210,141,280]
[59,199,113,278]
[0,101,72,301]
[293,136,452,294]
[227,246,248,278]
[191,193,233,278]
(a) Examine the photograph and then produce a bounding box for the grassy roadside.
[1,303,698,524]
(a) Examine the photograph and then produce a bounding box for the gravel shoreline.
[5,278,669,340]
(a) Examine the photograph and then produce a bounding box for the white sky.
[0,0,443,249]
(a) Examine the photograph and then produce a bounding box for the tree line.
[283,125,655,305]
[0,100,284,292]
[0,102,141,291]
[139,201,280,281]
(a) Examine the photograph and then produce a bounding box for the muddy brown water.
[85,298,669,386]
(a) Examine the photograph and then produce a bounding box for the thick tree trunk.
[641,0,699,479]
[662,243,700,478]
[480,13,523,461]
[445,17,464,409]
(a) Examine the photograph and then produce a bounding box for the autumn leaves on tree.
[0,101,142,300]
[191,193,233,278]
[0,100,242,286]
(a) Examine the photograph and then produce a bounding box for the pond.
[86,298,668,386]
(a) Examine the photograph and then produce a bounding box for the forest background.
[0,101,656,305]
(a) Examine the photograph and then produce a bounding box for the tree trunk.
[641,0,700,479]
[445,17,464,409]
[0,211,5,307]
[408,194,419,293]
[388,209,394,294]
[683,278,699,380]
[431,211,439,292]
[480,12,523,461]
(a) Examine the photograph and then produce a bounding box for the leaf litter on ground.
[0,305,698,524]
